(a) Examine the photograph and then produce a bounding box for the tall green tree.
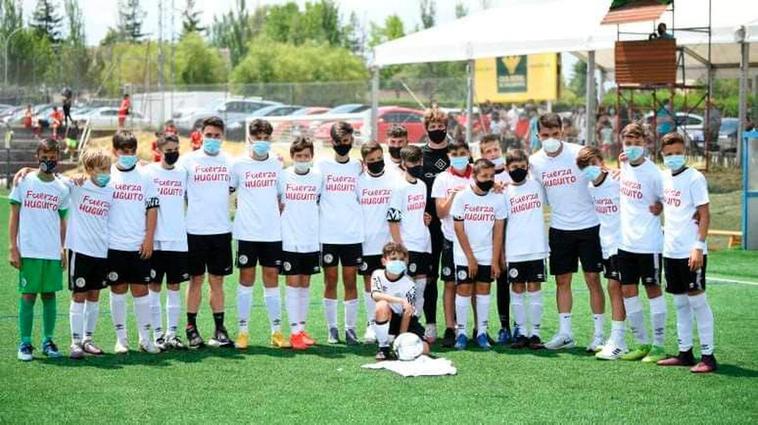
[30,0,63,44]
[1,0,24,37]
[419,0,436,29]
[455,1,468,18]
[118,0,147,42]
[182,0,205,35]
[569,59,587,99]
[175,32,226,84]
[60,0,92,88]
[209,0,252,67]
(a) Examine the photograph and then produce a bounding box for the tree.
[118,0,147,43]
[368,14,404,48]
[455,1,468,18]
[1,0,24,37]
[30,0,63,44]
[569,59,587,99]
[209,0,252,67]
[182,0,205,35]
[175,32,226,85]
[60,0,92,88]
[419,0,436,29]
[341,10,364,55]
[63,0,85,46]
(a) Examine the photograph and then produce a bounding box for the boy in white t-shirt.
[318,121,364,345]
[358,141,398,343]
[617,122,668,363]
[502,149,548,350]
[656,132,717,373]
[450,159,507,351]
[281,138,322,350]
[231,119,288,350]
[384,124,409,175]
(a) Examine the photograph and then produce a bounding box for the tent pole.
[585,50,596,146]
[466,59,474,144]
[738,40,749,168]
[370,66,379,142]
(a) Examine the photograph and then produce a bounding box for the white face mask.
[542,138,562,154]
[294,161,312,173]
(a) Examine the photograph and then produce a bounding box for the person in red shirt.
[151,131,163,162]
[50,106,63,139]
[118,94,131,128]
[22,105,33,129]
[190,126,203,151]
[163,120,177,136]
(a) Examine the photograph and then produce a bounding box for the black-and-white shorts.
[455,264,493,284]
[440,238,455,282]
[187,233,233,277]
[506,259,546,284]
[359,255,383,277]
[107,249,151,285]
[388,312,427,341]
[408,251,432,278]
[548,225,604,275]
[664,256,707,295]
[281,251,321,276]
[602,255,622,281]
[617,249,662,286]
[237,240,282,269]
[67,250,108,292]
[150,250,190,285]
[321,243,362,267]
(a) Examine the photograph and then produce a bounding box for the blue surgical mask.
[294,161,312,173]
[94,173,111,187]
[386,260,406,276]
[117,155,138,169]
[542,138,561,154]
[663,154,686,171]
[582,165,602,182]
[624,146,645,162]
[491,156,505,168]
[251,141,270,156]
[450,156,469,171]
[203,138,222,155]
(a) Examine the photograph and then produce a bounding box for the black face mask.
[39,159,57,174]
[508,167,528,183]
[388,146,402,160]
[427,129,447,144]
[333,143,352,156]
[407,165,424,179]
[475,179,494,192]
[367,160,385,175]
[164,151,180,165]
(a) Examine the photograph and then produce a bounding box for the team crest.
[108,272,118,282]
[457,270,467,280]
[509,268,519,278]
[359,262,368,272]
[283,261,292,271]
[182,273,190,279]
[323,254,334,264]
[20,278,27,287]
[409,263,417,273]
[75,277,86,288]
[442,266,451,276]
[150,269,157,279]
[238,255,249,266]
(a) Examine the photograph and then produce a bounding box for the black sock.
[187,312,197,328]
[213,313,224,329]
[496,274,510,330]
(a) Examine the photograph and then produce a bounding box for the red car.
[314,106,427,144]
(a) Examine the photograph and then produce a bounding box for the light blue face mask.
[491,156,505,168]
[624,146,645,162]
[386,260,407,275]
[542,138,561,154]
[581,165,602,182]
[203,138,222,155]
[94,173,111,187]
[117,155,138,169]
[450,156,469,171]
[663,154,686,171]
[251,141,271,156]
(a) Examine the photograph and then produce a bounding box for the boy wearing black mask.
[384,124,408,175]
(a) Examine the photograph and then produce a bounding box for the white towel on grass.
[362,355,457,377]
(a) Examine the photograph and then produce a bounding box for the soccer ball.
[392,332,424,361]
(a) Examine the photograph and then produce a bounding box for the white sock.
[69,301,84,344]
[510,291,525,336]
[689,293,715,355]
[236,284,253,333]
[345,299,358,331]
[299,287,310,330]
[414,278,427,316]
[264,286,282,333]
[673,294,693,352]
[166,289,181,336]
[83,300,99,340]
[475,294,490,337]
[649,296,667,347]
[149,290,162,338]
[374,320,390,347]
[592,313,605,338]
[133,295,152,344]
[527,290,543,337]
[110,292,127,343]
[455,294,470,336]
[324,298,338,329]
[558,312,572,337]
[286,286,300,334]
[623,296,649,345]
[363,291,376,326]
[611,320,626,348]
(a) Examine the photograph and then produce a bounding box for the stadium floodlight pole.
[3,27,23,88]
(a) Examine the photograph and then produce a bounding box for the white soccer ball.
[392,332,424,361]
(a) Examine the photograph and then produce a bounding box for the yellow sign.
[475,53,559,102]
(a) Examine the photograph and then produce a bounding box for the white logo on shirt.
[283,262,292,271]
[108,272,119,282]
[509,268,519,278]
[442,266,451,276]
[150,269,157,279]
[239,255,249,266]
[323,254,334,264]
[457,270,467,280]
[359,262,368,272]
[75,277,86,288]
[409,263,417,273]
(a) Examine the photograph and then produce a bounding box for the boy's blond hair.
[81,149,112,173]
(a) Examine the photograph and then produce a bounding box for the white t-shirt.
[358,171,398,256]
[10,173,69,260]
[450,186,507,266]
[504,179,549,262]
[317,157,363,244]
[662,167,710,258]
[431,169,472,241]
[65,179,113,258]
[619,160,663,254]
[388,178,431,254]
[384,154,404,176]
[529,142,599,230]
[370,269,416,315]
[180,149,232,235]
[279,168,322,253]
[231,155,283,242]
[108,165,158,252]
[494,168,512,185]
[588,171,622,260]
[145,163,188,251]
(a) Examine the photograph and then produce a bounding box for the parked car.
[644,112,706,151]
[717,117,739,153]
[326,104,370,114]
[174,98,282,134]
[313,106,426,144]
[75,107,151,130]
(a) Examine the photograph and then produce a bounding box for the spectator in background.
[575,106,588,145]
[50,106,63,139]
[151,131,163,162]
[656,99,675,138]
[598,120,615,159]
[22,105,33,129]
[705,99,722,150]
[164,120,178,136]
[527,109,540,153]
[190,125,203,151]
[507,104,519,132]
[61,87,73,127]
[118,94,131,129]
[490,112,504,136]
[563,117,579,144]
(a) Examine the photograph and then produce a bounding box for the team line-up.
[9,107,717,372]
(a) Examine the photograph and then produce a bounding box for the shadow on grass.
[713,364,758,378]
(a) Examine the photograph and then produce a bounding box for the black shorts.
[321,243,362,268]
[281,251,321,276]
[664,256,707,295]
[106,249,151,285]
[150,250,190,285]
[237,240,282,269]
[408,251,432,278]
[187,233,233,277]
[602,255,622,281]
[440,239,455,282]
[359,255,383,277]
[388,312,427,341]
[506,259,546,284]
[455,264,493,285]
[67,250,108,292]
[548,226,604,275]
[618,249,662,286]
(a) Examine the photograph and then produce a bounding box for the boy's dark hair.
[576,146,603,170]
[290,137,314,157]
[505,148,529,166]
[661,131,685,148]
[447,138,470,154]
[112,130,138,151]
[36,138,61,155]
[473,158,495,176]
[400,144,422,163]
[621,122,645,138]
[157,133,180,149]
[360,141,383,159]
[479,134,500,147]
[164,119,175,127]
[382,241,409,260]
[249,118,273,137]
[537,113,562,131]
[387,124,408,138]
[330,121,354,143]
[202,116,225,132]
